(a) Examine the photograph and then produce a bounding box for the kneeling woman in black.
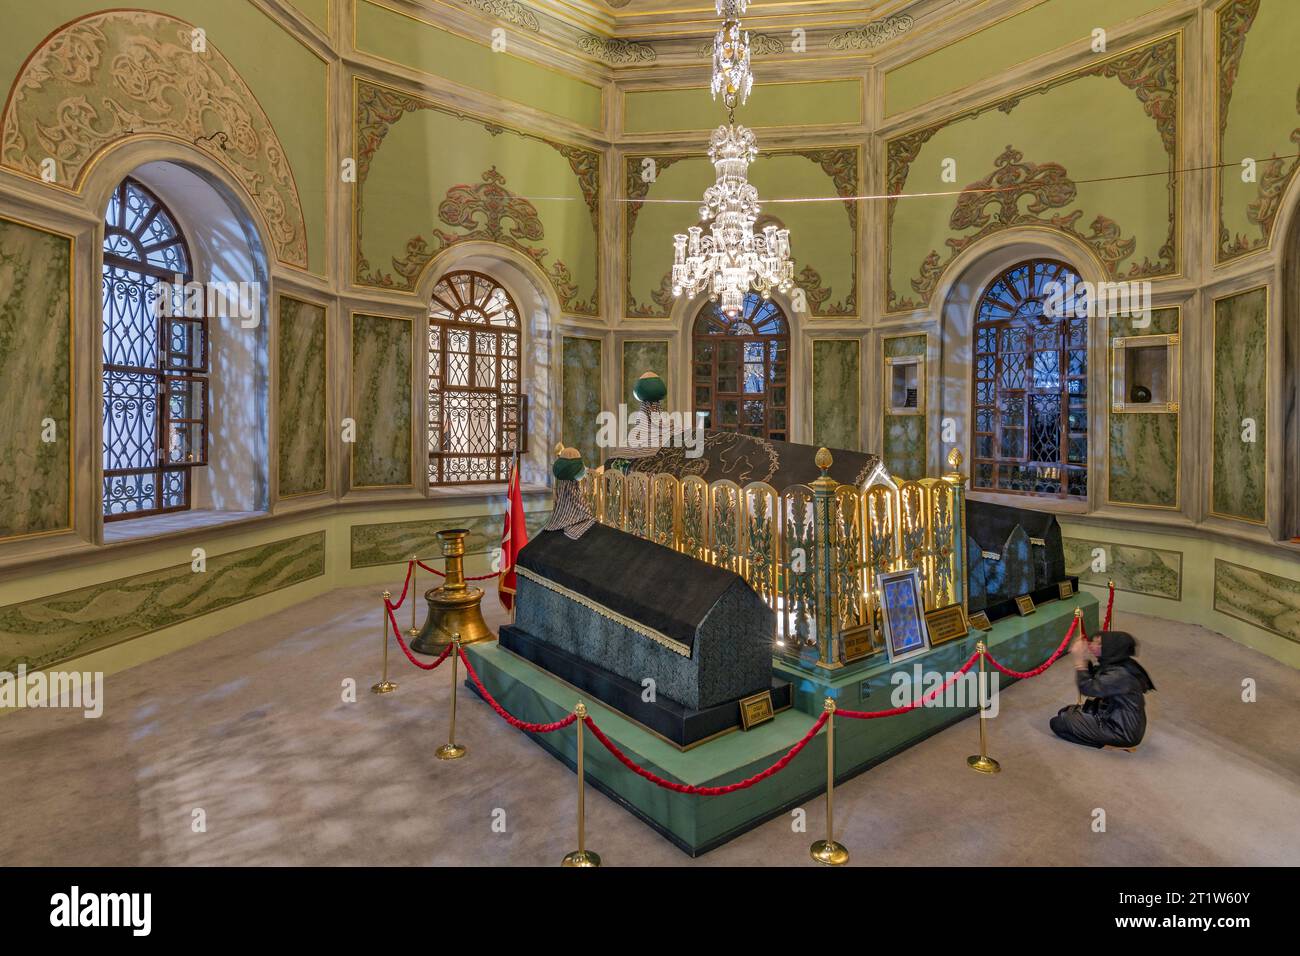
[1050,630,1156,749]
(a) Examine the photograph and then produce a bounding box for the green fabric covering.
[552,457,584,481]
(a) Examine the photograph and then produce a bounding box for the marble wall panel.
[278,296,327,497]
[1211,287,1268,522]
[812,339,860,452]
[1214,559,1300,644]
[562,336,603,468]
[351,314,412,488]
[350,511,549,569]
[1063,535,1182,600]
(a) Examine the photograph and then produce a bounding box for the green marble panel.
[621,340,669,408]
[562,336,602,468]
[813,339,860,451]
[1212,288,1268,522]
[278,297,327,497]
[350,511,549,569]
[883,416,924,480]
[0,218,71,539]
[1063,536,1181,601]
[351,314,412,488]
[1108,308,1179,508]
[0,532,326,670]
[883,334,927,358]
[1214,559,1300,644]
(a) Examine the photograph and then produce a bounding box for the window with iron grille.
[692,292,790,441]
[971,259,1089,499]
[101,177,209,520]
[427,271,524,484]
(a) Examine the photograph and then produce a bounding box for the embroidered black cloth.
[623,430,880,488]
[966,498,1065,587]
[517,522,755,655]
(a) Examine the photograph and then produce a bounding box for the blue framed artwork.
[877,568,932,663]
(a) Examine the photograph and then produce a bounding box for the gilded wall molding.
[829,14,915,50]
[885,34,1179,313]
[352,79,600,315]
[0,10,309,270]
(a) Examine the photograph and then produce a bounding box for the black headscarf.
[1096,631,1155,692]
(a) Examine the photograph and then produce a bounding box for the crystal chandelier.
[671,1,795,317]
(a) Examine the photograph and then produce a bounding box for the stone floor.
[1,585,1297,866]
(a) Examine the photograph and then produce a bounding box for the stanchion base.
[370,680,397,695]
[809,839,849,866]
[436,743,466,760]
[561,850,601,868]
[967,754,1001,774]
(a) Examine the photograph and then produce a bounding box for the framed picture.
[925,603,970,647]
[876,568,932,663]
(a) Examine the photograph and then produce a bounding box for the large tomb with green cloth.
[468,591,1099,857]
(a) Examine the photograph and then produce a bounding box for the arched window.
[101,177,208,520]
[971,259,1089,499]
[427,271,522,484]
[692,292,790,440]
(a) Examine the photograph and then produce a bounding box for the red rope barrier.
[583,711,828,795]
[383,603,454,670]
[457,647,578,734]
[1103,582,1115,630]
[388,561,415,610]
[984,615,1078,680]
[836,650,980,719]
[416,559,499,582]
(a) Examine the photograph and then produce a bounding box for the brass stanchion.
[435,634,466,760]
[370,590,397,695]
[810,697,849,866]
[966,641,1001,774]
[562,701,601,867]
[1074,607,1087,706]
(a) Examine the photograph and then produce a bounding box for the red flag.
[499,456,528,611]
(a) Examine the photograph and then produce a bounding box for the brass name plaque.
[739,690,775,731]
[1015,594,1037,616]
[924,604,969,647]
[969,610,993,632]
[1058,580,1074,600]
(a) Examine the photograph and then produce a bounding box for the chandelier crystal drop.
[672,1,795,317]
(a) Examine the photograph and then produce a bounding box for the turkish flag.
[499,457,528,612]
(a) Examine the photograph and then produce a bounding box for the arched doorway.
[691,292,790,440]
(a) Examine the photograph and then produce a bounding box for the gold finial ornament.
[1073,607,1083,619]
[947,447,962,470]
[412,529,493,653]
[944,447,967,486]
[1107,579,1115,589]
[815,446,833,471]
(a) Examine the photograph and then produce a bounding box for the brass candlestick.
[411,529,493,653]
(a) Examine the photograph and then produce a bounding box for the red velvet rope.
[1103,583,1115,630]
[457,647,579,734]
[416,559,499,582]
[383,602,454,670]
[983,616,1078,679]
[836,650,980,719]
[583,710,828,795]
[387,561,415,610]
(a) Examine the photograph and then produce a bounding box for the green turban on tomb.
[552,443,585,481]
[633,370,667,405]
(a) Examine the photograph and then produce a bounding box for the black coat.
[1050,632,1155,749]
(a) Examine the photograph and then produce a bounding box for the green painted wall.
[351,314,412,488]
[277,296,328,497]
[623,79,862,134]
[0,531,325,671]
[887,38,1175,312]
[885,0,1173,116]
[355,80,599,315]
[1211,287,1268,523]
[561,336,603,467]
[1219,0,1300,261]
[286,0,329,32]
[354,0,603,130]
[0,219,71,540]
[812,339,860,452]
[0,0,328,274]
[1107,308,1179,508]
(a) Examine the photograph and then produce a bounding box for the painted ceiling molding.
[623,147,858,319]
[885,34,1178,313]
[578,34,657,64]
[1216,0,1300,263]
[353,80,600,315]
[829,14,915,50]
[461,0,542,32]
[0,10,308,269]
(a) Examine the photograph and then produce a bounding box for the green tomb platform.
[463,592,1098,857]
